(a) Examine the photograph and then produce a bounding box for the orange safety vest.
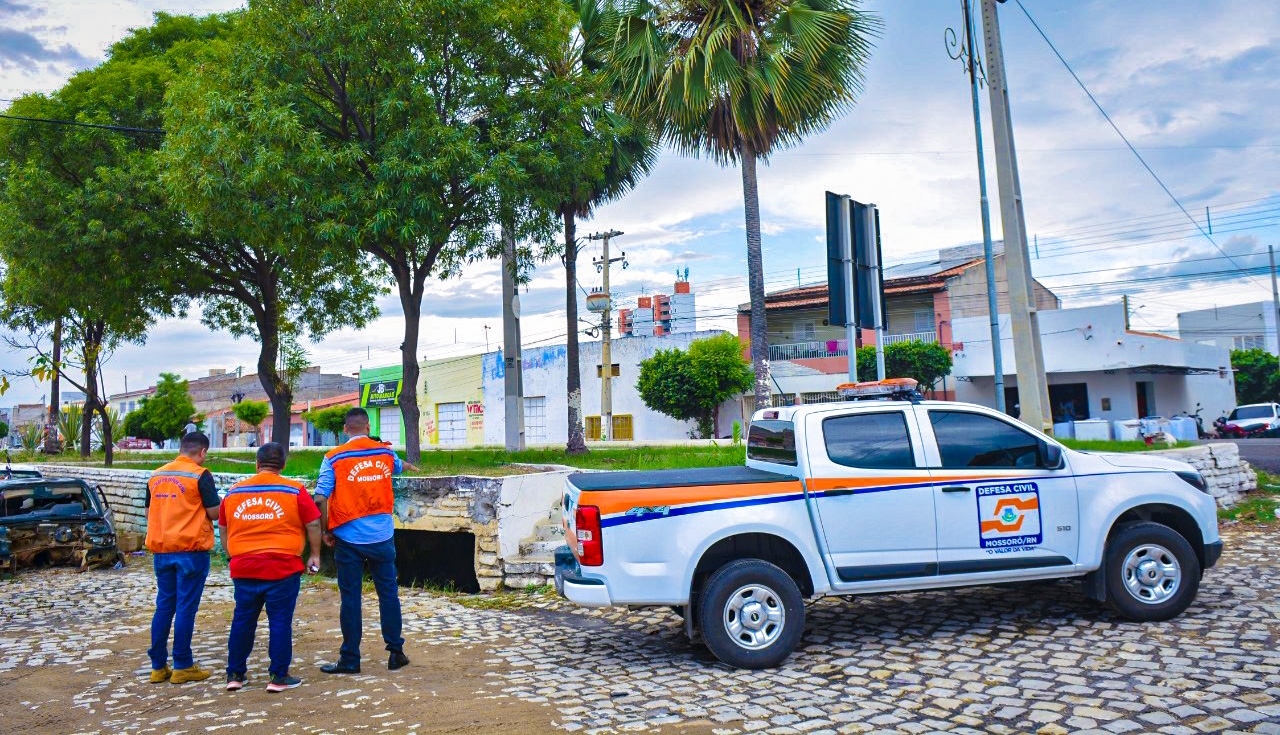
[223,472,307,558]
[145,456,216,553]
[325,436,396,530]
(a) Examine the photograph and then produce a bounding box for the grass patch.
[19,443,745,479]
[1218,469,1280,524]
[1061,439,1193,453]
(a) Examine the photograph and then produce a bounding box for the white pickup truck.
[555,385,1223,668]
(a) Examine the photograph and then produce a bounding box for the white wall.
[952,302,1236,421]
[1177,301,1275,354]
[483,330,741,444]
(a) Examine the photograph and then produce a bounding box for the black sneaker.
[226,673,246,692]
[266,675,302,693]
[388,651,410,671]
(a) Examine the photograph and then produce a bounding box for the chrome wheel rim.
[1122,543,1181,604]
[723,583,786,650]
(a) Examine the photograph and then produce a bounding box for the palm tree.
[553,0,659,454]
[607,0,879,410]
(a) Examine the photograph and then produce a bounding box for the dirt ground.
[1,575,572,734]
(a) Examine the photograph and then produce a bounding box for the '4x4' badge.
[626,505,671,518]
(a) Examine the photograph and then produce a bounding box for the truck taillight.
[575,505,603,566]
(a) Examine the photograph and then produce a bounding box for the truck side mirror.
[1040,442,1063,469]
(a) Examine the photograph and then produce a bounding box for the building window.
[914,309,935,333]
[584,415,633,441]
[523,396,547,444]
[793,320,817,341]
[1234,334,1266,350]
[596,364,621,377]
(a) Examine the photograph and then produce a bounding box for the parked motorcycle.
[1214,416,1249,439]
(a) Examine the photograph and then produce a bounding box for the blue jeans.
[149,551,211,671]
[335,538,403,665]
[227,574,301,679]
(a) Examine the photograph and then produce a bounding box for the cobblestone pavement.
[3,525,1280,734]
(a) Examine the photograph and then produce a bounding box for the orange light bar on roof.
[836,378,919,399]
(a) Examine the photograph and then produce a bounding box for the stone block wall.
[1145,443,1256,507]
[23,463,572,591]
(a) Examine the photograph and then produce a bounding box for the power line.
[0,113,164,135]
[1013,0,1270,295]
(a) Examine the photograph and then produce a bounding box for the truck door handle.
[940,485,971,493]
[825,488,858,497]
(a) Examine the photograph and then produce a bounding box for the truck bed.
[568,466,795,492]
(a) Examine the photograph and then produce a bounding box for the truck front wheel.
[1104,521,1200,621]
[698,559,805,669]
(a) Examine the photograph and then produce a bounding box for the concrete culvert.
[393,530,480,593]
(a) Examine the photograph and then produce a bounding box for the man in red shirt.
[218,442,321,692]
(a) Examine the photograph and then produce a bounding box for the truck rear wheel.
[698,559,804,669]
[1104,521,1200,621]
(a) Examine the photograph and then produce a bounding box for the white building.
[953,303,1236,426]
[481,330,744,445]
[1177,301,1277,354]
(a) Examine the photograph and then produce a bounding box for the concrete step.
[518,539,564,558]
[534,522,564,542]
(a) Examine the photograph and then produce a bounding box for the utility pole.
[981,0,1052,433]
[1269,245,1280,365]
[955,0,1005,412]
[589,230,626,441]
[1122,294,1130,330]
[501,225,525,451]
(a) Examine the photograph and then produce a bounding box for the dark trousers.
[334,538,403,665]
[227,573,302,678]
[149,551,210,671]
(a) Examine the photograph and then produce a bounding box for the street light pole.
[980,0,1052,432]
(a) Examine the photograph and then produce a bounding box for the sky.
[1,0,1278,406]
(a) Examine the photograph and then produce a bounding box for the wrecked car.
[0,477,121,573]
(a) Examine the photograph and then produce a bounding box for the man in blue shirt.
[315,408,415,674]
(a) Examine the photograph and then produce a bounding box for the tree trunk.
[255,293,294,456]
[563,210,588,455]
[741,145,771,412]
[98,401,113,466]
[79,339,96,459]
[45,317,61,454]
[400,291,422,463]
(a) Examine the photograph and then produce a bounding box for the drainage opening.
[394,530,480,593]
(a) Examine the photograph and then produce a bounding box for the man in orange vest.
[315,407,414,674]
[219,442,321,692]
[145,431,220,684]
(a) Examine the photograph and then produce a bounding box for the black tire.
[1104,521,1200,622]
[698,559,804,669]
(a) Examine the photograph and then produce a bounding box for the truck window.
[822,412,916,469]
[747,420,797,466]
[928,411,1043,469]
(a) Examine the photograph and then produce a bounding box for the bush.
[1231,348,1278,405]
[638,333,753,438]
[856,340,953,391]
[232,400,270,435]
[125,373,201,442]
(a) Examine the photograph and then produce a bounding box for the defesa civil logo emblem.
[976,482,1042,550]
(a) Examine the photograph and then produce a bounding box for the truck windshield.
[0,484,94,520]
[1229,406,1273,420]
[747,420,797,466]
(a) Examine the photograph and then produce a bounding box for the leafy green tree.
[549,0,658,455]
[0,421,8,441]
[124,373,201,443]
[607,0,880,412]
[232,400,271,440]
[302,405,350,440]
[855,340,953,392]
[158,11,384,454]
[166,0,586,463]
[0,22,195,464]
[638,333,753,438]
[1231,348,1279,405]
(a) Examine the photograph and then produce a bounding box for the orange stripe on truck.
[582,481,804,517]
